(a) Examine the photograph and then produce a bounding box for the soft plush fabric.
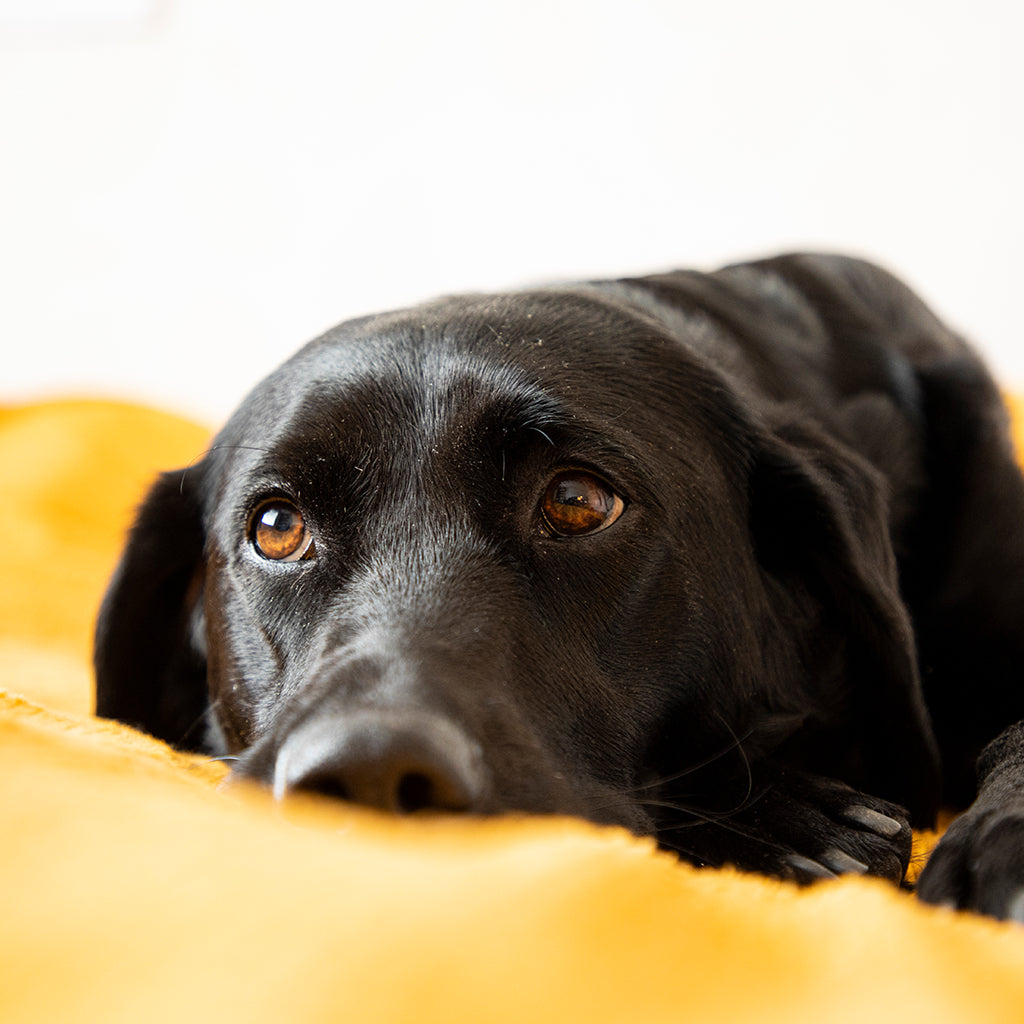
[3,398,1024,1024]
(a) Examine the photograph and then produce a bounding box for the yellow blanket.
[3,399,1024,1024]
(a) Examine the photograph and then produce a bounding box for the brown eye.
[540,471,625,538]
[251,500,314,561]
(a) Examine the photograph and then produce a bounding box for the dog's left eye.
[250,500,314,562]
[540,471,625,538]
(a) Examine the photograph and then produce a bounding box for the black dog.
[95,253,1024,920]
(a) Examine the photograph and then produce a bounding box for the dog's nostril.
[297,758,469,814]
[300,773,351,804]
[395,771,437,814]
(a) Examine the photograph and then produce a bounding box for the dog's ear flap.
[94,467,210,751]
[749,423,940,826]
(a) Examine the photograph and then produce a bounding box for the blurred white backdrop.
[1,0,1021,422]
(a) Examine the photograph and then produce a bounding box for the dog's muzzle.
[270,708,487,814]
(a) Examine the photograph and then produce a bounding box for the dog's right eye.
[250,500,314,562]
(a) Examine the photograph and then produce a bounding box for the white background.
[1,0,1021,424]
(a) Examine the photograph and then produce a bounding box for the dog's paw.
[916,802,1024,921]
[760,773,913,884]
[917,721,1024,921]
[661,770,913,885]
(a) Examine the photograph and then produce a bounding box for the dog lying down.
[95,253,1024,921]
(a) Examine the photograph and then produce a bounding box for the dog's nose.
[272,709,484,814]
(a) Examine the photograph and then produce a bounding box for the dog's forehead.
[258,336,564,455]
[206,288,746,502]
[225,291,690,444]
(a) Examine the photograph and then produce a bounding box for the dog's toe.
[779,780,912,884]
[660,770,913,886]
[917,804,1024,922]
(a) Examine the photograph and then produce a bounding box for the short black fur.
[95,254,1024,919]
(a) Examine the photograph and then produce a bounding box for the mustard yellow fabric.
[3,398,1024,1024]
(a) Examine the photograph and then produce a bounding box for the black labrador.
[94,253,1024,920]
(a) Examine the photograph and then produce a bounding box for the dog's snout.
[273,710,484,814]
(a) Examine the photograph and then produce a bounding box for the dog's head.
[95,286,938,834]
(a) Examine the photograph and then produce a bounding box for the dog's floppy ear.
[94,466,210,751]
[749,419,941,826]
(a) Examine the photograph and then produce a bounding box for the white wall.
[1,0,1021,423]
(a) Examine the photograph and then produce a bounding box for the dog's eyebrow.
[487,389,643,479]
[475,376,566,439]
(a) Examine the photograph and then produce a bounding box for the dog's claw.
[785,853,838,881]
[1006,889,1024,925]
[841,805,904,838]
[819,848,869,875]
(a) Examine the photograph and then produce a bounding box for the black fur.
[94,254,1024,919]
